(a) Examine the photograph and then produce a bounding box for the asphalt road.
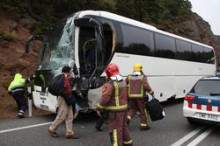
[0,99,219,146]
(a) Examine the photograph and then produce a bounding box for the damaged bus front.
[25,12,113,113]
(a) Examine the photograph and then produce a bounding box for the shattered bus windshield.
[39,15,76,71]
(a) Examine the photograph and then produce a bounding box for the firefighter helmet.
[105,63,120,77]
[133,63,143,71]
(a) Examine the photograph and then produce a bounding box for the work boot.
[17,110,25,119]
[66,133,80,139]
[17,113,25,119]
[48,128,58,137]
[140,126,151,130]
[17,115,25,119]
[123,143,133,146]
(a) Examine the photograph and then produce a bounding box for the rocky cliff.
[0,11,220,98]
[216,35,220,46]
[189,13,220,63]
[0,12,40,97]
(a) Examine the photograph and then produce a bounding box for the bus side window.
[120,23,154,56]
[203,47,215,64]
[176,39,192,61]
[102,23,114,64]
[191,44,204,63]
[154,33,176,59]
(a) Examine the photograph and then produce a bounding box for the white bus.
[25,10,216,113]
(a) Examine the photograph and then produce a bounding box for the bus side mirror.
[25,35,45,53]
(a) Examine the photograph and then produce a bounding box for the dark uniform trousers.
[109,111,132,146]
[127,99,148,127]
[12,90,26,112]
[96,111,108,129]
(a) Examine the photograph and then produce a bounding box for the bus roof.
[77,10,213,50]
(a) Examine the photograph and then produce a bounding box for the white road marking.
[186,127,215,146]
[0,122,52,134]
[170,127,205,146]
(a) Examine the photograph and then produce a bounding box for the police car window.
[193,80,220,95]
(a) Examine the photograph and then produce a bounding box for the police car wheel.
[187,118,197,125]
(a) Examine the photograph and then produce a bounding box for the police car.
[183,76,220,124]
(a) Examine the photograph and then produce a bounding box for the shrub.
[0,32,15,41]
[2,81,10,90]
[32,27,42,35]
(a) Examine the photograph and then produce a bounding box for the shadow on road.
[160,98,184,107]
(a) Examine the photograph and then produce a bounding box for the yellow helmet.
[133,63,143,71]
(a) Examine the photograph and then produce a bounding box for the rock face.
[0,12,40,97]
[216,35,220,46]
[0,12,220,97]
[190,13,220,67]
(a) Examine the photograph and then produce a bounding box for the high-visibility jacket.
[126,74,154,99]
[8,73,29,93]
[97,79,128,111]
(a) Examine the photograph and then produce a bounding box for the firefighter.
[97,63,133,146]
[126,63,154,130]
[8,73,35,118]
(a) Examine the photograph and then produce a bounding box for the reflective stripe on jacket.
[126,74,153,98]
[8,73,26,92]
[97,80,128,111]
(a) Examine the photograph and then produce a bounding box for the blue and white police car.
[183,76,220,124]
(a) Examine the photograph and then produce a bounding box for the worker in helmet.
[97,63,133,146]
[8,73,35,118]
[126,63,154,130]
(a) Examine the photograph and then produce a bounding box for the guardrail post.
[27,86,32,117]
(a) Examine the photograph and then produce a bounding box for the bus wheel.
[167,95,176,103]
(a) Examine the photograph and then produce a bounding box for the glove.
[30,75,36,81]
[96,110,101,117]
[145,95,149,102]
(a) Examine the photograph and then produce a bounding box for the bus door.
[74,17,115,89]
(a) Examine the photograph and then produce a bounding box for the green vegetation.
[0,32,15,41]
[0,0,192,35]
